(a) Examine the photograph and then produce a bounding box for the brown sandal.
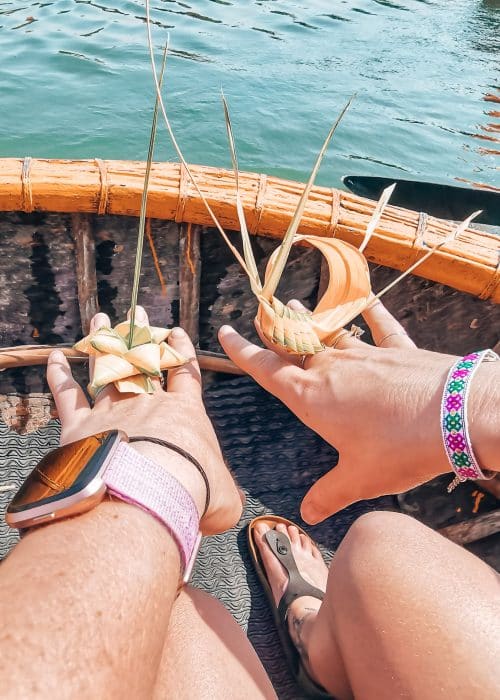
[248,515,333,699]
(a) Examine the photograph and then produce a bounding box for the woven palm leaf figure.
[143,4,481,360]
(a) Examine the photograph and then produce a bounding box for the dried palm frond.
[73,41,187,394]
[368,210,482,306]
[144,5,372,356]
[144,10,477,358]
[74,321,184,398]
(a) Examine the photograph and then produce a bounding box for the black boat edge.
[342,175,500,227]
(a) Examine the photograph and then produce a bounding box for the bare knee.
[331,511,433,587]
[344,510,427,550]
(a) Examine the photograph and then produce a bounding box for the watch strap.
[103,442,201,579]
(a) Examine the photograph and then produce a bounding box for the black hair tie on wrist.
[129,436,210,517]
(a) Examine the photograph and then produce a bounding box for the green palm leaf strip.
[128,42,168,348]
[261,95,355,302]
[145,0,252,280]
[221,90,262,295]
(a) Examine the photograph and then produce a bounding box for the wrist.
[128,440,207,518]
[469,364,499,473]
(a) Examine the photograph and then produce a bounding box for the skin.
[0,302,498,699]
[218,300,500,698]
[218,298,500,523]
[0,307,246,699]
[253,513,500,700]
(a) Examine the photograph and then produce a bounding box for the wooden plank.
[179,222,201,345]
[71,214,99,335]
[476,474,500,500]
[438,510,500,545]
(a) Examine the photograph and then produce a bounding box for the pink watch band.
[103,442,201,581]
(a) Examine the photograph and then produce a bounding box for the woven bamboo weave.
[0,158,498,302]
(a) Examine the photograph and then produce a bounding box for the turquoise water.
[0,0,499,189]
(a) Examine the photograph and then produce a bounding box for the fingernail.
[90,312,109,331]
[171,327,186,339]
[135,306,147,322]
[48,350,66,364]
[300,501,319,525]
[288,299,310,313]
[218,325,233,337]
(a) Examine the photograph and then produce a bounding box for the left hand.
[219,300,456,524]
[47,307,243,535]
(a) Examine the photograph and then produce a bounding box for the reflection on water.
[0,0,498,189]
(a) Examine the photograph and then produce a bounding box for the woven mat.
[0,376,391,699]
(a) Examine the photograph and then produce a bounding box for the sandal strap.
[263,530,325,624]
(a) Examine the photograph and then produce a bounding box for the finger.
[327,328,364,350]
[287,298,311,313]
[300,461,363,524]
[127,304,148,326]
[89,312,112,385]
[286,299,362,352]
[218,325,301,402]
[166,327,202,395]
[254,317,305,368]
[362,298,416,349]
[47,350,90,427]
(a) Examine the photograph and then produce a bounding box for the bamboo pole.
[0,158,498,302]
[0,345,243,375]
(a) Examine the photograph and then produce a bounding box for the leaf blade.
[261,95,355,301]
[221,90,262,294]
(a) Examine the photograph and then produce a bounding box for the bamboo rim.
[0,157,498,302]
[0,346,243,376]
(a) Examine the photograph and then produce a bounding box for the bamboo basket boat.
[0,158,499,696]
[0,157,498,547]
[0,156,499,421]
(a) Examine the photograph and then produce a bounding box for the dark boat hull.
[343,175,500,226]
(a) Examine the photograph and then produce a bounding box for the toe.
[255,522,270,538]
[254,524,288,605]
[300,533,312,553]
[287,525,301,545]
[312,543,324,560]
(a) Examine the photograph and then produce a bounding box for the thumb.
[218,325,301,403]
[47,350,90,428]
[300,460,362,524]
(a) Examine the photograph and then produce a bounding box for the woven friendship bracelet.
[441,350,499,493]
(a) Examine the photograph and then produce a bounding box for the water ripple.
[0,0,497,189]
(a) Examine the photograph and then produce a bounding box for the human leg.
[255,511,500,700]
[153,587,277,700]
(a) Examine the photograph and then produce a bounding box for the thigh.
[314,512,500,700]
[154,587,277,700]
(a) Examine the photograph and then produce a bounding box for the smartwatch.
[5,430,201,583]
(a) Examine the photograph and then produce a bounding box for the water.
[0,0,499,189]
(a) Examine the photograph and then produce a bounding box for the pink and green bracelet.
[441,349,499,492]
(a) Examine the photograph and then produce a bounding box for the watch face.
[6,431,122,527]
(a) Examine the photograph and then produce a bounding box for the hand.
[47,307,242,535]
[219,300,459,524]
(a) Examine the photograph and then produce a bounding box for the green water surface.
[1,0,499,189]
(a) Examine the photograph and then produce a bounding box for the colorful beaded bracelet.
[441,349,499,493]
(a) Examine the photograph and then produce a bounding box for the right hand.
[219,300,461,524]
[47,308,243,536]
